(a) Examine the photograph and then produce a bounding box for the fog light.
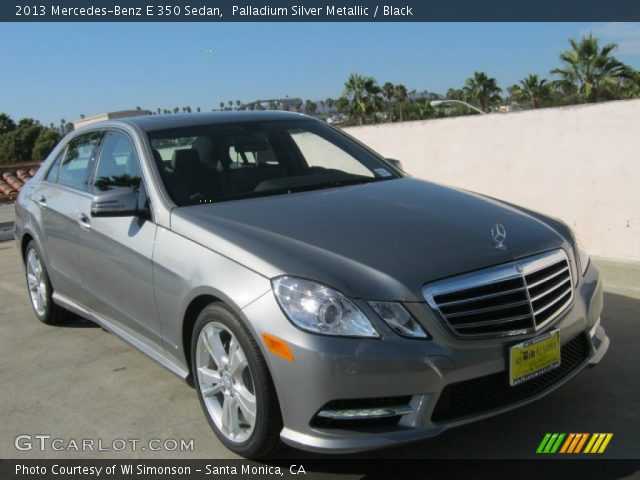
[317,405,412,420]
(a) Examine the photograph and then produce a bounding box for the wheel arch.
[180,289,273,384]
[20,232,35,263]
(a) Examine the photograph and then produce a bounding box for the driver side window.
[93,131,142,192]
[92,131,149,212]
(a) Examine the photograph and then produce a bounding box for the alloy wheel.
[26,248,47,317]
[196,322,257,443]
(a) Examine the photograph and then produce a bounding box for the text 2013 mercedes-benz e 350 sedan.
[15,111,609,457]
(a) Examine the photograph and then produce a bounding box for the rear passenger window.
[58,132,102,190]
[93,132,142,191]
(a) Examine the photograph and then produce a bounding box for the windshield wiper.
[185,176,394,206]
[286,177,382,193]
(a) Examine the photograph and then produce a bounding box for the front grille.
[424,249,574,338]
[431,333,590,423]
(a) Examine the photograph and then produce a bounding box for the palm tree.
[382,82,395,121]
[551,34,631,103]
[463,71,502,112]
[219,102,224,110]
[393,84,408,122]
[619,70,640,99]
[508,74,550,109]
[325,98,335,111]
[340,73,382,125]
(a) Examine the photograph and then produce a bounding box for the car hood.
[170,178,570,301]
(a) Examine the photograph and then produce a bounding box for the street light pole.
[430,99,486,115]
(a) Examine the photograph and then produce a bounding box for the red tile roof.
[0,162,40,202]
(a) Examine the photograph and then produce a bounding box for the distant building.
[73,110,151,129]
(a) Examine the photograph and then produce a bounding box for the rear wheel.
[24,240,67,325]
[191,304,282,458]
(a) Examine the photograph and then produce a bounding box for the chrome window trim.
[423,249,574,340]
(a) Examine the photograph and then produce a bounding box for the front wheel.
[191,304,282,458]
[24,240,68,325]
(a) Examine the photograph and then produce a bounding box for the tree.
[196,106,201,113]
[304,100,318,115]
[0,113,16,135]
[508,74,550,109]
[135,106,141,111]
[325,98,335,111]
[340,73,383,125]
[619,70,640,99]
[157,108,162,115]
[0,117,60,164]
[382,82,395,121]
[393,84,408,122]
[219,102,224,110]
[463,71,502,112]
[551,34,631,103]
[446,88,465,100]
[32,129,61,161]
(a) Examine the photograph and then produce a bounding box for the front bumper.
[241,261,608,454]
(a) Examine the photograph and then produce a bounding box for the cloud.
[588,23,640,56]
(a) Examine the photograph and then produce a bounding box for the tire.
[24,240,68,325]
[191,303,283,458]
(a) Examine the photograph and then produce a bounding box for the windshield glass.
[147,119,399,206]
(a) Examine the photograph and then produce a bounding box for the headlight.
[272,276,379,338]
[368,302,430,339]
[579,248,590,276]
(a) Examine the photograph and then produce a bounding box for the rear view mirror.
[91,187,146,218]
[386,158,404,171]
[231,132,270,153]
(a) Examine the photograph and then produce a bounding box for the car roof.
[118,110,311,132]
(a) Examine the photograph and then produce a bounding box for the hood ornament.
[491,223,507,250]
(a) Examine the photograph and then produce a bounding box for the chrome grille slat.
[529,277,571,302]
[437,286,527,307]
[533,287,573,315]
[454,314,533,329]
[423,249,574,339]
[526,266,570,288]
[444,300,531,318]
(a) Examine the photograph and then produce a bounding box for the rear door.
[32,131,103,301]
[75,130,162,345]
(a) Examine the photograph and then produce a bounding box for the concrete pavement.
[0,242,638,460]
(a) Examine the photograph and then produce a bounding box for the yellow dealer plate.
[509,329,561,386]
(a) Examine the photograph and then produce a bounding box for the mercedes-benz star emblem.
[491,223,507,250]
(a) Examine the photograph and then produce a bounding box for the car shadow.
[55,312,100,328]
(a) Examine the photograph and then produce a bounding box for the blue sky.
[1,22,639,125]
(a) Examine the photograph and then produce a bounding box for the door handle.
[37,195,47,207]
[77,213,91,229]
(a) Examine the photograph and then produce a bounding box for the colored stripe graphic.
[559,433,575,453]
[538,433,613,454]
[574,433,589,453]
[536,433,552,453]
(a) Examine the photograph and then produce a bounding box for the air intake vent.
[424,249,573,338]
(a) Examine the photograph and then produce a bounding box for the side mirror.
[91,187,146,218]
[386,158,404,171]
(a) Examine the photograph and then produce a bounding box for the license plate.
[509,329,561,386]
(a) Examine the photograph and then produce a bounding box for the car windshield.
[147,119,399,206]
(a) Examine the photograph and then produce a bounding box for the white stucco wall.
[345,99,640,262]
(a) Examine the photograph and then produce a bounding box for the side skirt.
[52,292,189,379]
